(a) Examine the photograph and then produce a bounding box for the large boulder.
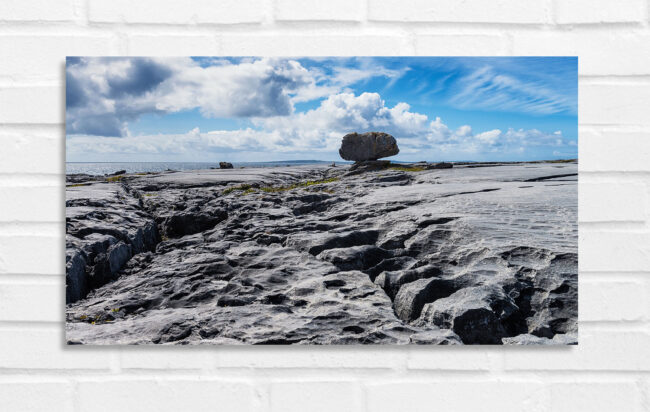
[219,162,234,169]
[339,132,399,161]
[417,285,519,344]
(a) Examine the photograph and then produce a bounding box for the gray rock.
[409,328,462,345]
[429,162,453,169]
[219,162,234,169]
[418,285,519,344]
[317,245,390,272]
[65,162,577,345]
[502,333,553,345]
[66,249,88,303]
[161,209,228,238]
[393,277,456,322]
[375,264,442,299]
[502,332,578,345]
[339,132,399,161]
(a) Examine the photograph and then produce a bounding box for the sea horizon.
[66,158,577,176]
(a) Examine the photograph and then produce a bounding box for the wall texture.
[1,0,649,410]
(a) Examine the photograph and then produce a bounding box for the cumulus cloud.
[66,57,575,161]
[67,91,573,162]
[66,57,407,137]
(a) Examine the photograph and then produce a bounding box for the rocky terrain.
[65,161,578,345]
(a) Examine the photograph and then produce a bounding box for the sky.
[65,56,577,162]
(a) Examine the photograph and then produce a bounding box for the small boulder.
[219,162,234,169]
[109,170,126,176]
[339,132,399,161]
[429,162,453,169]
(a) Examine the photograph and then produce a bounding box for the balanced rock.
[339,132,399,162]
[219,162,234,169]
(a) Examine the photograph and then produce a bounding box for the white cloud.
[66,57,410,137]
[448,66,576,115]
[67,91,573,162]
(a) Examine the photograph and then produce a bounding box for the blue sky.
[66,56,577,162]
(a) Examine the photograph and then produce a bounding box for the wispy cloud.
[448,65,577,115]
[66,57,577,162]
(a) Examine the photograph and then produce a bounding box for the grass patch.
[240,187,257,195]
[261,177,340,193]
[223,184,253,195]
[546,159,577,164]
[144,193,156,197]
[388,166,427,172]
[224,178,340,196]
[106,175,125,183]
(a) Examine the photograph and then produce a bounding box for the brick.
[504,328,650,370]
[127,35,218,55]
[0,35,116,82]
[0,328,111,369]
[0,186,63,222]
[0,0,76,22]
[88,0,266,24]
[0,281,63,322]
[579,279,646,321]
[0,87,63,124]
[368,0,549,23]
[579,182,646,222]
[270,381,362,412]
[76,379,255,412]
[0,127,63,174]
[275,0,364,21]
[580,83,650,126]
[512,31,650,75]
[0,381,74,412]
[366,381,546,412]
[554,0,645,24]
[579,129,650,172]
[215,347,405,369]
[547,382,643,412]
[120,348,214,370]
[220,34,413,56]
[0,236,63,275]
[414,34,508,55]
[580,231,650,272]
[407,347,495,370]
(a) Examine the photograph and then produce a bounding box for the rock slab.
[65,161,578,345]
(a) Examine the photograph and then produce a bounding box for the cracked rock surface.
[66,162,577,345]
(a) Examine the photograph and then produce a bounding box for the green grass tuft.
[240,187,257,195]
[260,177,340,193]
[225,177,340,195]
[388,166,427,172]
[223,184,253,195]
[106,175,125,183]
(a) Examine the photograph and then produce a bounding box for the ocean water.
[66,161,340,176]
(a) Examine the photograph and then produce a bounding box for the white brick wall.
[0,1,648,410]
